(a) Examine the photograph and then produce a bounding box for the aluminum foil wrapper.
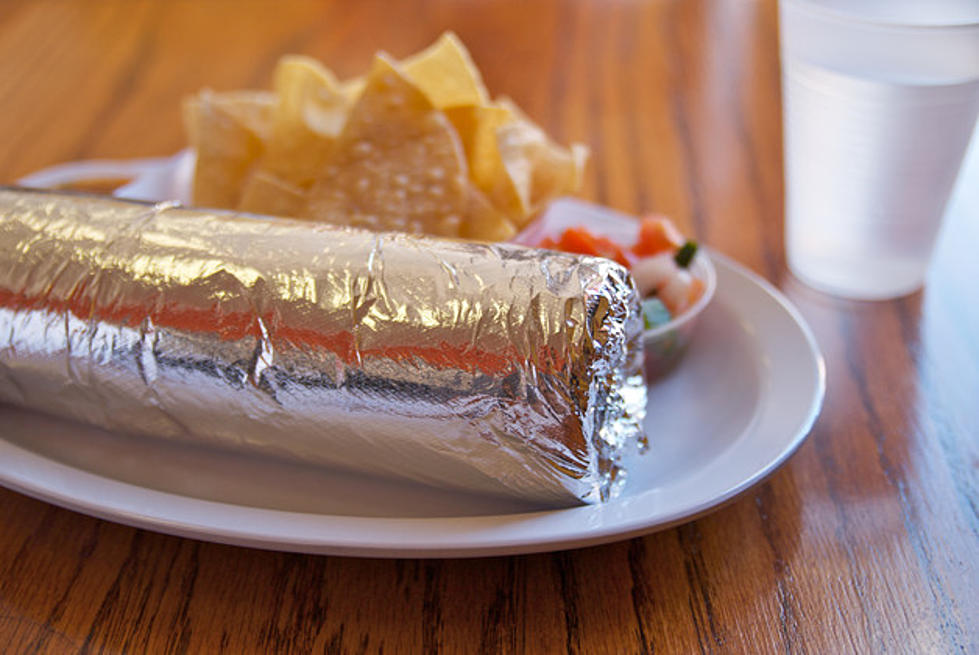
[0,188,646,506]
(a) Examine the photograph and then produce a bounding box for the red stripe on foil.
[0,287,568,376]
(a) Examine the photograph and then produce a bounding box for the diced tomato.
[590,236,636,268]
[633,215,684,257]
[538,236,558,249]
[556,227,635,268]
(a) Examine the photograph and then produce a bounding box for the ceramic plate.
[0,252,824,558]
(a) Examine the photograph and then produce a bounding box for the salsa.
[536,215,705,330]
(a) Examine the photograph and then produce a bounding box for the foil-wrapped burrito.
[0,188,646,506]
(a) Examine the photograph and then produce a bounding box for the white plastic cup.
[780,0,979,299]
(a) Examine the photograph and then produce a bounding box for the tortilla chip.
[520,136,580,207]
[571,143,590,190]
[460,186,518,242]
[447,95,587,226]
[339,76,366,102]
[182,36,586,240]
[263,56,349,186]
[402,32,489,108]
[184,90,275,209]
[304,54,470,237]
[443,104,525,219]
[495,95,531,124]
[493,108,588,224]
[238,169,308,217]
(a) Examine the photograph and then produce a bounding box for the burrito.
[0,188,646,506]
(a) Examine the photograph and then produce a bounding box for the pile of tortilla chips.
[183,33,587,241]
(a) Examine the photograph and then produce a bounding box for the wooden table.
[1,1,976,652]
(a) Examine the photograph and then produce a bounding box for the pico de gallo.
[536,215,705,330]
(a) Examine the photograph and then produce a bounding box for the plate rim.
[0,253,825,558]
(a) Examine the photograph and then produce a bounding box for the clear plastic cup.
[780,0,979,299]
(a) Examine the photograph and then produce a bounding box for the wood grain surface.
[1,0,977,652]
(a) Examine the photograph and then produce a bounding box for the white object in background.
[780,0,979,300]
[17,150,195,204]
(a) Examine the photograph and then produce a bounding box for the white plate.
[0,252,824,558]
